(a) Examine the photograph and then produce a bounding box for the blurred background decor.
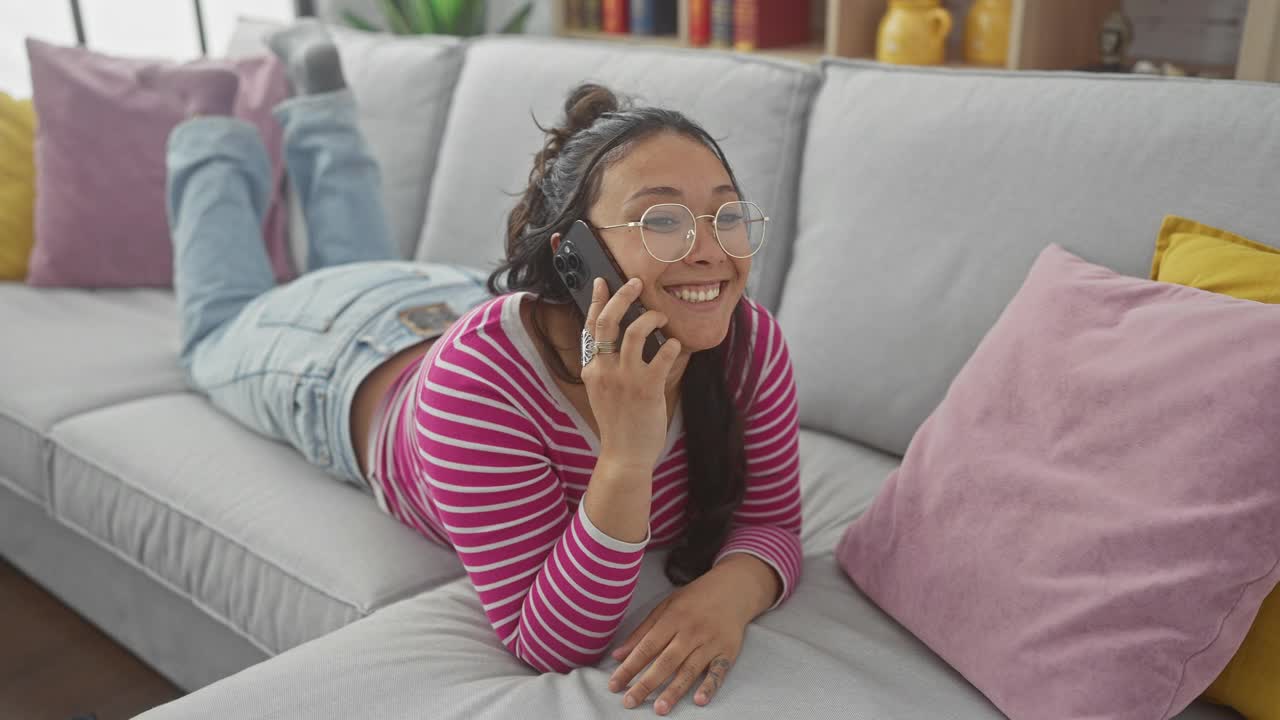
[963,0,1011,66]
[548,0,1276,80]
[341,0,534,35]
[876,0,953,65]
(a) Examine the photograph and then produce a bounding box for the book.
[603,0,629,33]
[689,0,711,46]
[565,0,583,29]
[734,0,811,51]
[584,0,602,30]
[631,0,678,35]
[710,0,733,47]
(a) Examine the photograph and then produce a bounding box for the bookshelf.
[551,0,1280,81]
[562,28,688,47]
[553,0,832,63]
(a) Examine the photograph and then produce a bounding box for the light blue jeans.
[166,90,491,487]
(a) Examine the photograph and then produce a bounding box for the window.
[81,0,203,60]
[203,0,296,60]
[0,3,77,97]
[0,0,298,97]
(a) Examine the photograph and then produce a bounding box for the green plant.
[343,0,533,36]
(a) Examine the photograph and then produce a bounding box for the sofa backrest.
[324,28,465,261]
[780,60,1280,457]
[415,36,819,310]
[226,18,465,263]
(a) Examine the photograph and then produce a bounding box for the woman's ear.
[549,232,562,254]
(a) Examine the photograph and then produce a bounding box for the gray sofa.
[3,17,1276,720]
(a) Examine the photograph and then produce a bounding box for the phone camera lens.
[565,273,580,290]
[566,253,582,271]
[552,255,567,273]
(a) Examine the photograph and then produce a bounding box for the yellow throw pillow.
[1150,215,1280,303]
[0,91,37,281]
[1150,214,1280,720]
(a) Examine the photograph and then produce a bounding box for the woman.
[168,20,801,716]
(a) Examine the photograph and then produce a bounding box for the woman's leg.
[166,116,276,372]
[269,21,396,270]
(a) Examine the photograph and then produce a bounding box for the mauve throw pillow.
[837,244,1280,720]
[25,38,293,287]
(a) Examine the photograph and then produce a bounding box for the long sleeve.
[713,302,803,610]
[412,302,647,673]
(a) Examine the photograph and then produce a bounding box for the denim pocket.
[258,271,423,333]
[291,374,333,470]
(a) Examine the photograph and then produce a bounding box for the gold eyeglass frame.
[595,200,769,263]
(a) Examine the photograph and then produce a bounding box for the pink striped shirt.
[368,292,802,673]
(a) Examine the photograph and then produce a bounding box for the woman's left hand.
[607,556,778,715]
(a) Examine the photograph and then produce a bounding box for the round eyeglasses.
[596,200,769,263]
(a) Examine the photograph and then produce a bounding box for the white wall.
[0,1,76,96]
[204,0,297,58]
[0,0,296,98]
[79,0,202,60]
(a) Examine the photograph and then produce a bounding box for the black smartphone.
[552,219,667,362]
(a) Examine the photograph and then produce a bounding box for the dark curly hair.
[488,83,757,586]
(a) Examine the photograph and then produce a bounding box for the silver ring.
[581,328,621,367]
[581,327,596,367]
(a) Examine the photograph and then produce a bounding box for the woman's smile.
[663,280,730,311]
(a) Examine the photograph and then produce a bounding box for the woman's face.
[582,132,751,353]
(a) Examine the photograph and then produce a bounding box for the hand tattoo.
[707,657,732,693]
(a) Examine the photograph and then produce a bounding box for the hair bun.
[562,83,620,135]
[508,83,625,259]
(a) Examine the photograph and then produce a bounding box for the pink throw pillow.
[25,38,293,288]
[837,244,1280,720]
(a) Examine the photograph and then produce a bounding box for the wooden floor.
[0,558,184,720]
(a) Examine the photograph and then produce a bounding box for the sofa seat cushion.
[48,394,467,655]
[416,36,819,311]
[131,434,1239,719]
[134,551,1240,720]
[796,429,899,556]
[0,283,187,504]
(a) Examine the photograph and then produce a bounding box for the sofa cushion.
[48,394,467,655]
[1,481,269,691]
[129,432,1238,719]
[0,283,187,505]
[417,36,818,311]
[24,39,293,288]
[796,429,898,556]
[133,551,1240,720]
[838,244,1280,720]
[1150,214,1280,302]
[322,28,465,261]
[780,61,1280,455]
[0,92,36,280]
[224,18,466,262]
[1146,215,1280,720]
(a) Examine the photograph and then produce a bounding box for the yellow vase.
[877,0,953,66]
[965,0,1011,67]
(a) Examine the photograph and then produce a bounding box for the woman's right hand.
[581,277,683,470]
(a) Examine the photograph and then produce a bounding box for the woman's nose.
[685,217,724,264]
